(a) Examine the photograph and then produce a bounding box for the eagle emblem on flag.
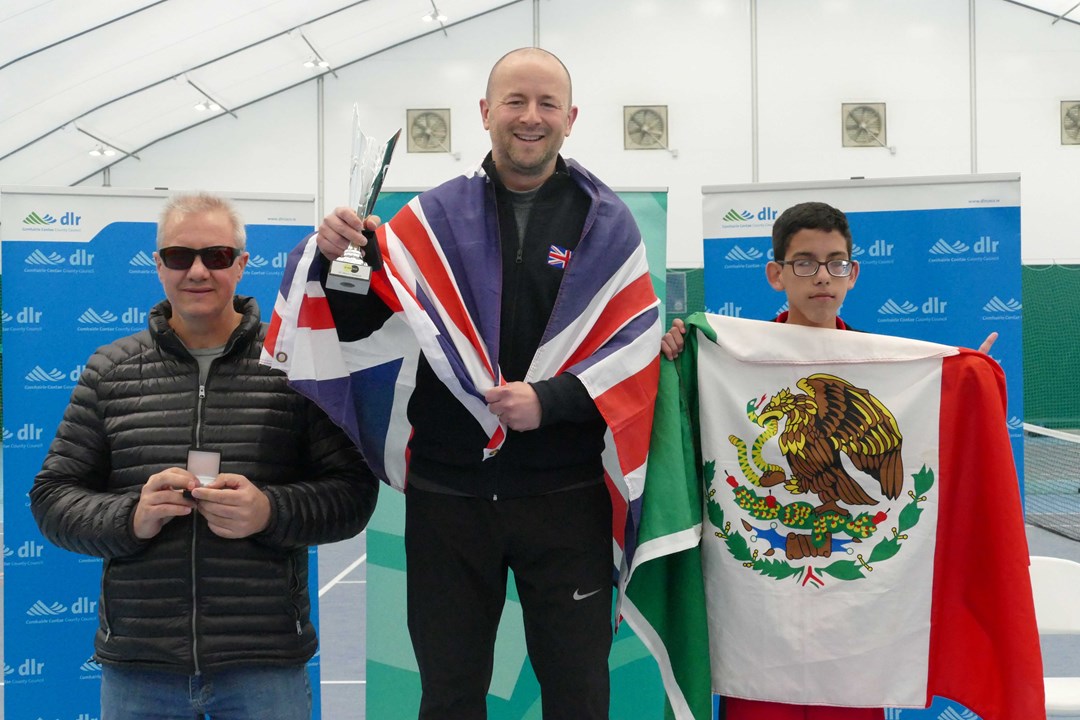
[547,244,572,269]
[710,372,932,587]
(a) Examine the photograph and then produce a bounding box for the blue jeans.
[100,664,312,720]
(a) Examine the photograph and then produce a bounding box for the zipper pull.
[199,385,206,399]
[296,620,303,636]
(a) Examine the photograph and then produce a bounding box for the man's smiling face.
[480,50,578,191]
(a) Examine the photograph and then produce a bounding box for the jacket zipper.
[290,557,303,636]
[497,190,529,501]
[102,561,113,642]
[190,527,200,674]
[191,380,206,675]
[195,384,206,446]
[183,323,242,675]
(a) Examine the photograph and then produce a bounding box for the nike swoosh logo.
[572,588,602,601]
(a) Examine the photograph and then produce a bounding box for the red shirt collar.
[773,311,848,330]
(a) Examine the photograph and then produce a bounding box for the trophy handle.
[361,228,382,271]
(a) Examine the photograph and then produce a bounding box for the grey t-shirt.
[508,185,541,237]
[187,345,226,384]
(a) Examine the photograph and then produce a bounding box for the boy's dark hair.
[771,202,852,261]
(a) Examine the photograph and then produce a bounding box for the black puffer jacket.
[30,296,378,674]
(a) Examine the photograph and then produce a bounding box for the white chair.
[1030,555,1080,715]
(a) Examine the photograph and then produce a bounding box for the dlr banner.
[1,187,316,720]
[702,174,1022,720]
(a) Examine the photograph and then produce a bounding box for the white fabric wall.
[94,0,1080,264]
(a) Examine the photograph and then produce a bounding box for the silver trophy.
[327,107,401,294]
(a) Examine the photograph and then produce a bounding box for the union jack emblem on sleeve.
[547,244,572,269]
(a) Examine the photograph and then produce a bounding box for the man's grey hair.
[157,192,246,250]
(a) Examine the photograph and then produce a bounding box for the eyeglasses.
[776,258,853,278]
[158,246,239,270]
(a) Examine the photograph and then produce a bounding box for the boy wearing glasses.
[658,201,996,719]
[714,204,877,719]
[765,201,859,330]
[662,201,995,357]
[663,202,861,362]
[31,193,378,720]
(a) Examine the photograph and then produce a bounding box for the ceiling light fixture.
[422,1,448,23]
[184,77,234,117]
[73,123,137,161]
[296,30,334,75]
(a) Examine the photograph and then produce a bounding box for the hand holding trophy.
[327,106,401,294]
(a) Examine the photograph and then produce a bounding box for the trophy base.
[327,257,372,294]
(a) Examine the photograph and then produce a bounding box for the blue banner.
[2,188,316,720]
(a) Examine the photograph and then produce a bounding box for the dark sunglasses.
[158,246,240,270]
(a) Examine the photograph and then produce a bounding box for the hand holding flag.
[485,382,541,431]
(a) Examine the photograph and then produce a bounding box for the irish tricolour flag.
[623,313,1044,720]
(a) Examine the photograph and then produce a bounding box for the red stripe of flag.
[558,273,656,374]
[595,357,660,477]
[371,228,404,312]
[485,425,505,451]
[926,351,1044,719]
[389,205,495,380]
[264,310,283,357]
[296,295,336,330]
[605,470,627,549]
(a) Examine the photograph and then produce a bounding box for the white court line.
[1024,422,1080,442]
[318,553,367,598]
[321,680,367,685]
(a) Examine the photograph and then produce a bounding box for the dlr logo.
[122,307,147,324]
[922,297,948,314]
[69,248,94,265]
[17,423,44,441]
[71,596,98,614]
[867,239,894,257]
[17,540,44,558]
[18,658,45,676]
[716,302,743,317]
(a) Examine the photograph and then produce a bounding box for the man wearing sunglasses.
[31,192,379,720]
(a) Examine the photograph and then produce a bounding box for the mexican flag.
[622,313,1043,720]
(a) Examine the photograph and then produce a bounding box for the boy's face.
[766,228,859,328]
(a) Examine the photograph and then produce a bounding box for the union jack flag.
[262,159,662,582]
[547,244,572,269]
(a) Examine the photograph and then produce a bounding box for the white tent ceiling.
[0,0,1075,189]
[0,0,521,187]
